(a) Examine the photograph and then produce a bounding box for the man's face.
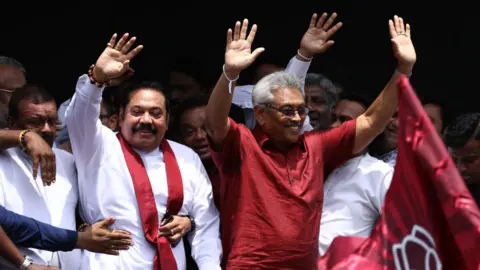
[0,65,26,128]
[119,89,169,153]
[331,99,366,128]
[424,103,443,134]
[305,84,332,130]
[179,106,210,160]
[255,87,307,146]
[9,100,57,147]
[383,110,399,151]
[450,139,480,185]
[100,102,118,131]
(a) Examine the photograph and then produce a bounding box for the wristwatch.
[19,255,33,270]
[180,215,196,233]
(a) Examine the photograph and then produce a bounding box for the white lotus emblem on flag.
[392,225,442,270]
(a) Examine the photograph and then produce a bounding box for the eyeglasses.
[263,104,309,118]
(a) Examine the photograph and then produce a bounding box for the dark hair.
[8,84,55,119]
[119,81,169,113]
[421,96,449,130]
[305,73,338,109]
[175,96,209,121]
[102,87,118,117]
[338,91,372,110]
[444,113,480,148]
[0,56,26,75]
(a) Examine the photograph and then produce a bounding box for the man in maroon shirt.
[206,13,417,269]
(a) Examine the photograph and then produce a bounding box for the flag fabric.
[318,75,480,270]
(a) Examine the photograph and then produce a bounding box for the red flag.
[318,76,480,270]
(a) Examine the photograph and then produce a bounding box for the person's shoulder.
[360,153,393,176]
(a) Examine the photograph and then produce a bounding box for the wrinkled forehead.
[18,100,57,118]
[0,65,26,90]
[271,87,305,106]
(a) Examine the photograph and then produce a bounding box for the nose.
[140,112,153,123]
[194,129,207,140]
[40,122,53,133]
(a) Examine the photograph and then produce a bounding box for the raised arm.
[206,19,264,147]
[65,33,142,161]
[353,15,416,154]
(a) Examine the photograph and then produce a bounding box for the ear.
[253,105,266,126]
[109,114,119,130]
[165,112,170,131]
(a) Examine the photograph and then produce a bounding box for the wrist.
[76,231,88,250]
[297,48,314,61]
[13,254,24,268]
[18,255,33,270]
[90,65,109,85]
[396,63,414,75]
[223,65,240,80]
[19,130,32,152]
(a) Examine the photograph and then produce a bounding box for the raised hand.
[299,13,343,58]
[92,33,143,84]
[389,15,416,68]
[225,19,265,77]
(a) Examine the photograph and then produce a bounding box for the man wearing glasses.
[0,56,26,129]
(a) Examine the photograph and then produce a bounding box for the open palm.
[300,13,343,55]
[389,15,416,66]
[225,19,265,75]
[94,33,143,82]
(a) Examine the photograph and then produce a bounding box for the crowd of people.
[0,11,478,270]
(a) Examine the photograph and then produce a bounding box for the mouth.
[194,144,210,153]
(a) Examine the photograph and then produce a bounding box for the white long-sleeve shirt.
[0,147,81,269]
[65,75,222,270]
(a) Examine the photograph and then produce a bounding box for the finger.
[44,155,53,185]
[388,20,396,38]
[40,156,49,186]
[111,229,131,236]
[399,17,405,33]
[322,13,337,30]
[121,36,137,54]
[108,231,133,240]
[251,47,265,60]
[97,217,115,228]
[51,152,56,184]
[125,45,143,60]
[110,244,130,251]
[246,24,258,44]
[233,21,241,40]
[159,222,176,231]
[394,15,401,33]
[406,23,411,38]
[226,28,233,46]
[167,234,181,243]
[240,19,248,40]
[108,33,118,48]
[309,13,318,29]
[103,249,120,256]
[108,239,133,246]
[321,40,335,52]
[32,155,39,179]
[316,12,328,28]
[115,33,129,50]
[326,22,343,38]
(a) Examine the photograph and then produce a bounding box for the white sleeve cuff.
[75,74,104,102]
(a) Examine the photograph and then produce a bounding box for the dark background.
[1,3,476,119]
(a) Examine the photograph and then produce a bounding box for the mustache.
[284,122,302,128]
[132,123,157,134]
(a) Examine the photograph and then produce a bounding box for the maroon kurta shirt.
[211,118,357,269]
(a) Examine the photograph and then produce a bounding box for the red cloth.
[318,76,480,270]
[211,118,357,269]
[118,133,184,270]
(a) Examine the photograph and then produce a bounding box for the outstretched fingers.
[246,24,258,44]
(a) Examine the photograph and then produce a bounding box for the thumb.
[321,40,335,52]
[97,217,115,228]
[251,47,265,60]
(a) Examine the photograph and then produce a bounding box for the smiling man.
[65,33,221,269]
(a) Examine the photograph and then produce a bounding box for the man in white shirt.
[319,92,394,255]
[0,84,82,269]
[65,33,221,270]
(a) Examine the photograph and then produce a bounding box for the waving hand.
[224,19,265,77]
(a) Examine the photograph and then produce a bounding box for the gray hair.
[252,71,302,106]
[305,73,337,109]
[0,56,26,75]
